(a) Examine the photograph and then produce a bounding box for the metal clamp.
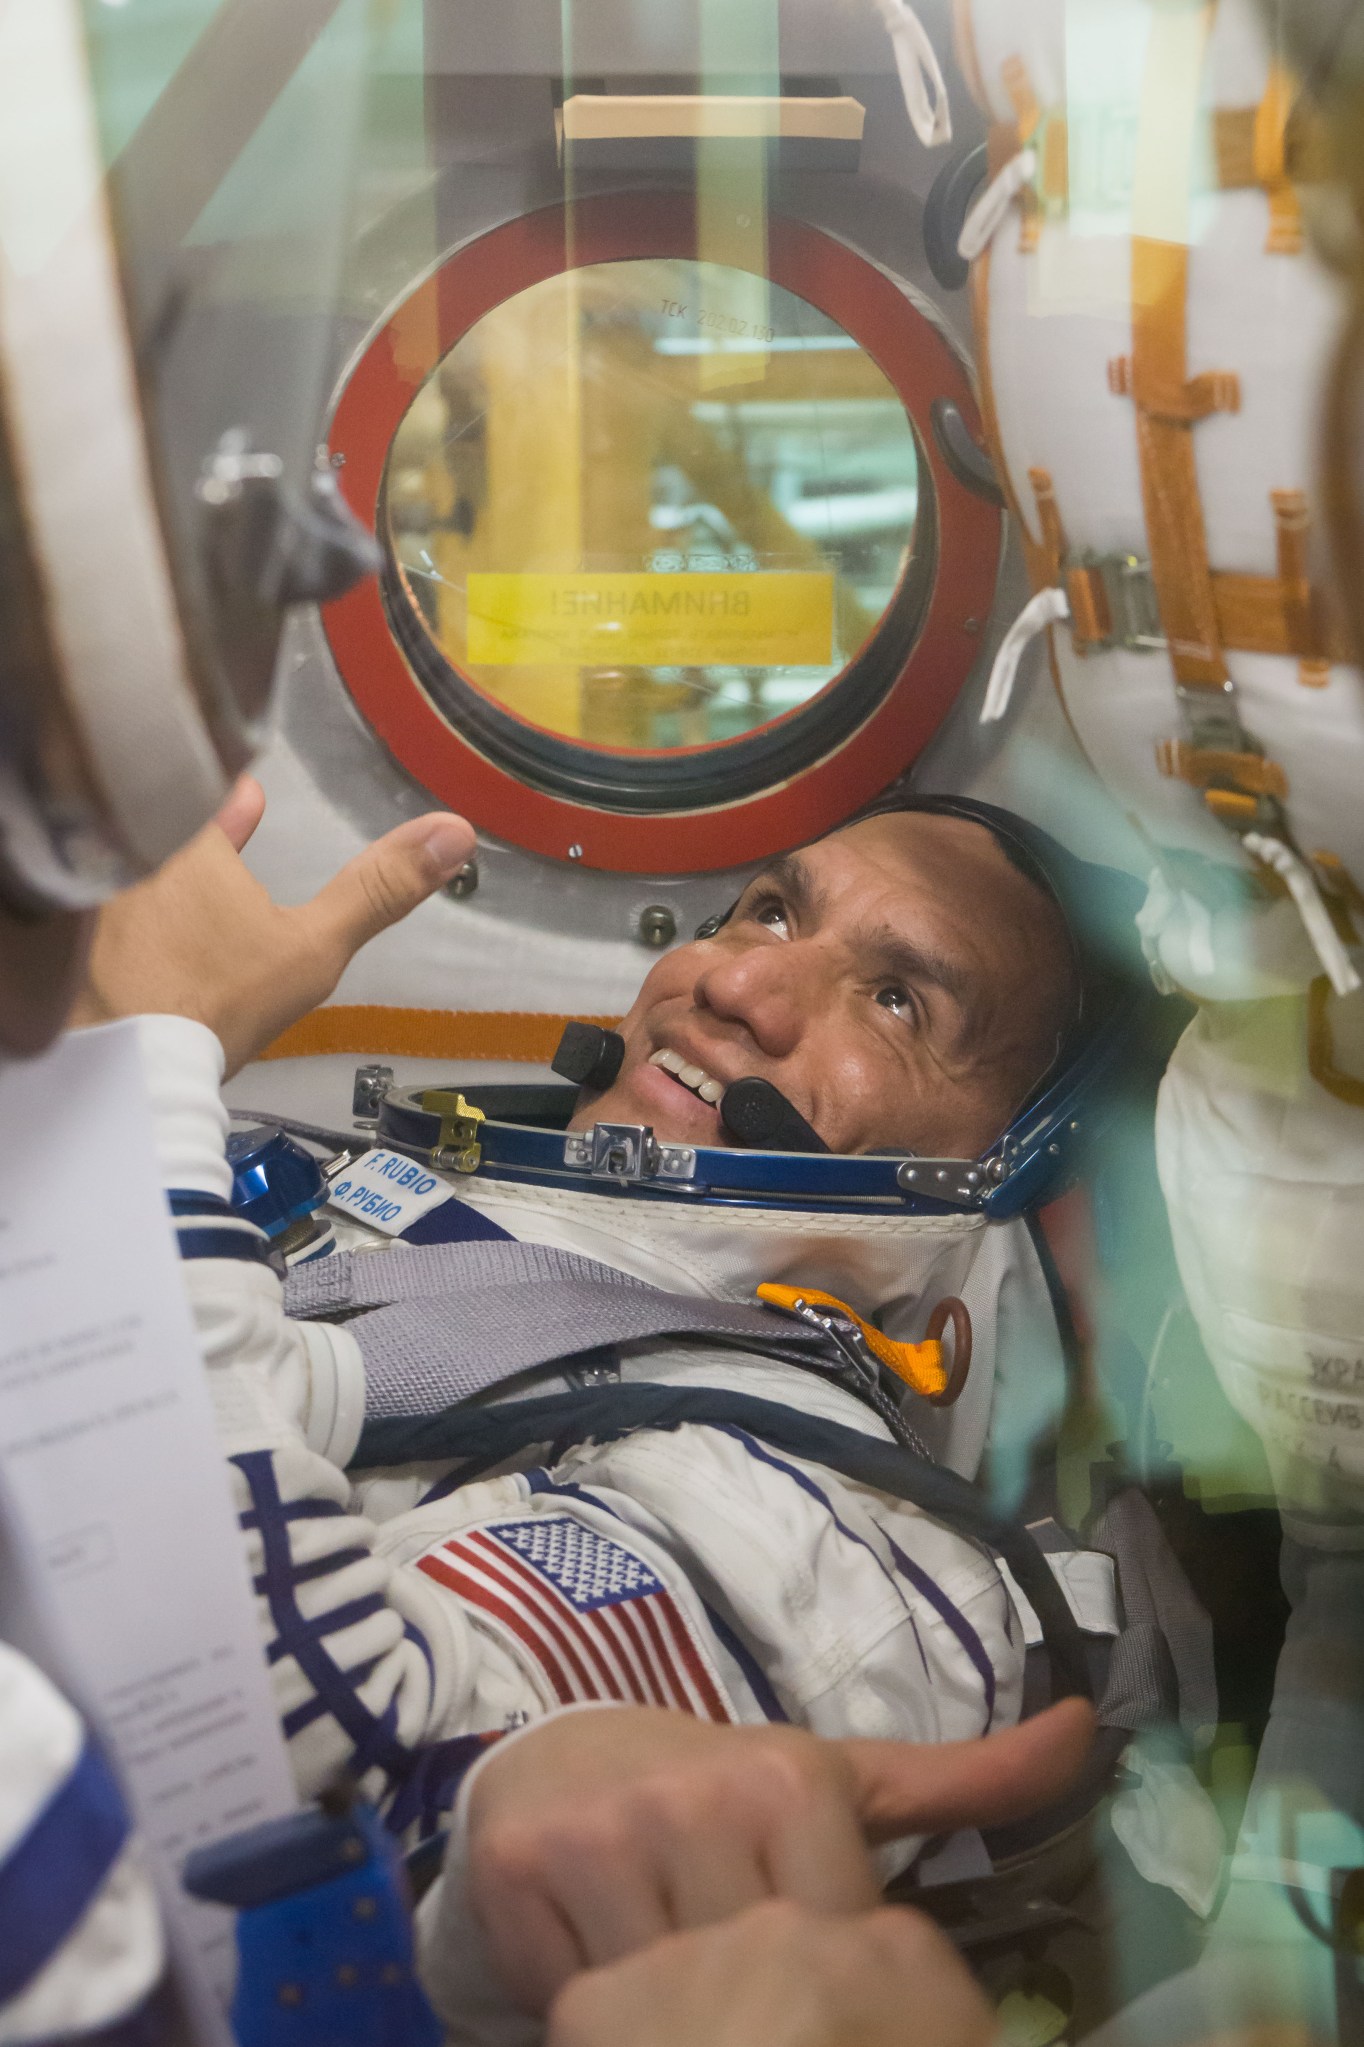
[1070,552,1167,654]
[352,1063,394,1126]
[563,1123,697,1184]
[419,1089,485,1174]
[763,1294,932,1459]
[1068,555,1287,836]
[896,1156,1005,1204]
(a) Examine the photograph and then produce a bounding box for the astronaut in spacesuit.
[6,765,1104,2045]
[65,774,1127,2036]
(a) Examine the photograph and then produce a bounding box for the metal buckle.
[1172,678,1257,758]
[419,1089,485,1174]
[896,1156,1005,1204]
[1075,553,1167,654]
[563,1123,697,1184]
[771,1295,881,1390]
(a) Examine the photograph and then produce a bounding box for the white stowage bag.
[957,0,1364,998]
[1156,998,1364,1519]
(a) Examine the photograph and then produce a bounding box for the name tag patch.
[327,1148,450,1236]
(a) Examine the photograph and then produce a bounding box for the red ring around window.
[324,191,1000,874]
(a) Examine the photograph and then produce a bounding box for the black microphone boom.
[551,1022,625,1092]
[720,1078,829,1154]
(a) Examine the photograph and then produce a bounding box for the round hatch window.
[380,257,932,811]
[324,196,999,872]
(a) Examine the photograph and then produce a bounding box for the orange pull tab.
[756,1284,947,1400]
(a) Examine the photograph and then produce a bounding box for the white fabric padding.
[1156,1002,1364,1518]
[961,0,1364,998]
[1110,1747,1226,1920]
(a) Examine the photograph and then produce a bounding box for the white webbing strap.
[872,0,953,149]
[958,148,1037,261]
[1242,833,1363,998]
[980,585,1070,725]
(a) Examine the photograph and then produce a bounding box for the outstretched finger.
[842,1698,1097,1844]
[300,812,476,966]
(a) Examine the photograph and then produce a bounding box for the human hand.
[468,1698,1095,2015]
[547,1899,995,2047]
[68,777,474,1076]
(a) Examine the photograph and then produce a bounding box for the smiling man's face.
[569,812,1079,1157]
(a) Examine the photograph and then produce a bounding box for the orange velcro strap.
[755,1284,947,1399]
[1039,114,1069,208]
[1155,741,1288,801]
[952,0,990,113]
[1255,64,1305,253]
[1000,55,1041,247]
[1214,98,1328,189]
[987,120,1021,179]
[259,1007,618,1065]
[1121,238,1233,689]
[1272,489,1340,682]
[1107,354,1241,425]
[1064,565,1111,651]
[1314,850,1364,921]
[1213,71,1328,252]
[1203,789,1261,826]
[1062,559,1350,663]
[1211,570,1350,667]
[984,111,1066,208]
[1000,53,1041,143]
[1028,468,1068,586]
[1308,975,1364,1109]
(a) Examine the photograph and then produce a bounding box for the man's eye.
[875,984,914,1021]
[754,901,790,938]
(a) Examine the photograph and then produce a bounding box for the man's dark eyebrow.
[854,923,978,1035]
[743,851,824,923]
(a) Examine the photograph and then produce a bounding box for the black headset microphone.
[551,1022,829,1155]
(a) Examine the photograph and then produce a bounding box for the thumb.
[841,1698,1098,1845]
[213,775,267,854]
[302,813,476,965]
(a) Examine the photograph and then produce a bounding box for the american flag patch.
[417,1515,731,1721]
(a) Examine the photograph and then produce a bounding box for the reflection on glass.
[384,258,921,752]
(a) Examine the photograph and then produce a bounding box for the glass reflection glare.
[384,258,921,752]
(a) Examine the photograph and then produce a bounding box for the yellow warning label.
[465,572,834,668]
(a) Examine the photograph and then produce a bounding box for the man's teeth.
[649,1047,725,1105]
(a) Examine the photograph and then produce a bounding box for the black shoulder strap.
[356,1384,1092,1702]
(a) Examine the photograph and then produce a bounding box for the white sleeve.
[0,1645,164,2040]
[136,1017,503,1841]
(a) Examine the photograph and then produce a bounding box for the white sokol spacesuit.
[155,1007,1063,1811]
[145,1000,1091,2038]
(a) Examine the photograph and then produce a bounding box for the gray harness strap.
[283,1240,856,1419]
